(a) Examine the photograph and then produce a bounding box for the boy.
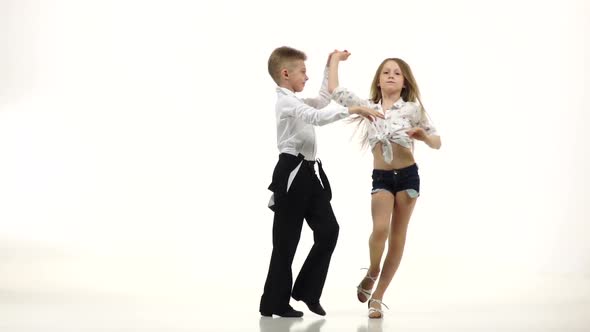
[260,46,382,317]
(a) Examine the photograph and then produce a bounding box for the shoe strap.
[368,307,383,316]
[360,268,378,282]
[369,298,389,310]
[357,285,372,297]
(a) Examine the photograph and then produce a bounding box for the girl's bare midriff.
[372,141,415,170]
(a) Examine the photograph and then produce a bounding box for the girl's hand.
[349,106,384,122]
[329,50,351,64]
[334,50,351,61]
[407,127,428,141]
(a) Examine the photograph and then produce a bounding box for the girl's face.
[379,60,404,95]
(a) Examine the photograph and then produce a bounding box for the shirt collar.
[392,97,406,109]
[276,86,296,97]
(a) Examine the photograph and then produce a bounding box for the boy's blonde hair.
[268,46,307,85]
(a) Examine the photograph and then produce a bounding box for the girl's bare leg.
[369,191,417,318]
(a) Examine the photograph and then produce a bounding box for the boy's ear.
[281,68,289,79]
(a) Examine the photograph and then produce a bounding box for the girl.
[328,51,441,318]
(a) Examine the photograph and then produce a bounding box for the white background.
[0,0,589,325]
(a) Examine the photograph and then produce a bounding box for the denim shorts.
[371,164,420,198]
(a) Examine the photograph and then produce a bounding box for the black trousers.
[260,153,339,313]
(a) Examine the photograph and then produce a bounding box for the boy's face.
[379,60,405,95]
[283,60,308,92]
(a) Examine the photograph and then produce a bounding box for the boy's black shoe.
[260,305,304,318]
[292,297,326,316]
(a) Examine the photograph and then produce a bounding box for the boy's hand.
[407,127,428,141]
[349,106,384,122]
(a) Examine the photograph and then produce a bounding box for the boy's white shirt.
[274,67,349,162]
[268,67,349,209]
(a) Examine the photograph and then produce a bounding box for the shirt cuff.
[331,86,349,100]
[340,106,351,118]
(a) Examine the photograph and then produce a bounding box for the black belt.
[302,159,316,168]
